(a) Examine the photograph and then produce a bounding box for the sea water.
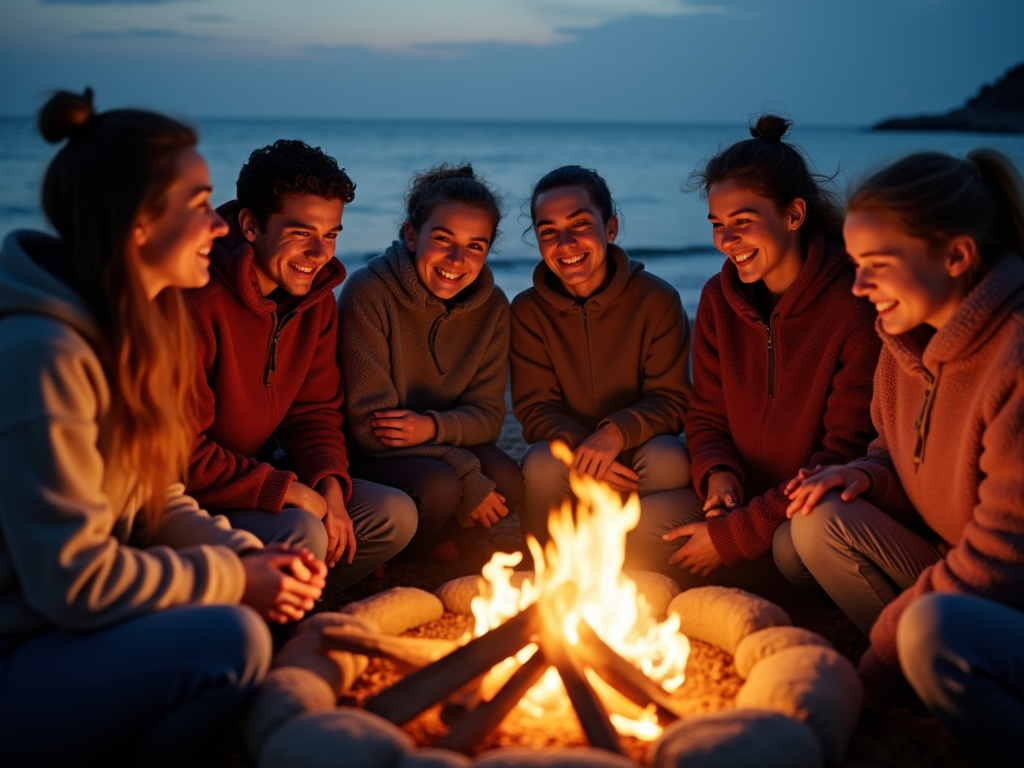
[2,117,1021,312]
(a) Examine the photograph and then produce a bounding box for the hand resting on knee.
[785,465,873,518]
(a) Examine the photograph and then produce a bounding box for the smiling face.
[406,202,493,300]
[240,194,344,297]
[533,185,619,299]
[707,179,807,302]
[131,147,228,300]
[845,210,975,335]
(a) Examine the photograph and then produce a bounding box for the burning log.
[538,586,625,756]
[364,603,540,725]
[574,621,684,722]
[438,647,550,754]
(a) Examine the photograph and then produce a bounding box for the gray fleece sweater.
[0,231,261,639]
[337,241,510,523]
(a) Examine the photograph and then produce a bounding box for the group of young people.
[0,88,1021,765]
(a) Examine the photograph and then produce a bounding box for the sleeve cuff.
[305,457,353,504]
[706,514,746,567]
[258,469,296,512]
[601,411,644,451]
[427,410,461,446]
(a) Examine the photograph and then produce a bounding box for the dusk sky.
[1,0,1022,125]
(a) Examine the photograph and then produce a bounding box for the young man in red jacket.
[185,140,416,587]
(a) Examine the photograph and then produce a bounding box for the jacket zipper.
[264,310,298,387]
[765,316,777,398]
[912,370,938,470]
[581,306,597,393]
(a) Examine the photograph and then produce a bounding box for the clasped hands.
[240,544,326,624]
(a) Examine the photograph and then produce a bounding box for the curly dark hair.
[236,139,355,226]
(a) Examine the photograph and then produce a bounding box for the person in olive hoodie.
[636,116,881,590]
[0,90,324,766]
[512,165,692,549]
[338,165,522,561]
[785,150,1024,762]
[185,140,416,582]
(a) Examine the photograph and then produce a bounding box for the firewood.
[319,625,457,672]
[574,620,684,722]
[364,603,540,725]
[437,648,550,754]
[538,590,625,755]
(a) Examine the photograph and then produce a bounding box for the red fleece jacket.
[185,200,351,512]
[687,232,881,566]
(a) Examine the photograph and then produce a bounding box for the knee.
[199,605,272,693]
[277,507,328,562]
[373,487,419,550]
[489,454,525,512]
[772,520,816,588]
[634,435,691,491]
[897,593,952,683]
[789,490,848,554]
[521,441,567,487]
[414,465,463,529]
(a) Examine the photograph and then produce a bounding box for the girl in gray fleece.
[0,90,324,766]
[338,165,523,560]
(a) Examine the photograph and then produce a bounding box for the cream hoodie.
[0,231,260,639]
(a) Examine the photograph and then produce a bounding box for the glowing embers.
[361,441,691,756]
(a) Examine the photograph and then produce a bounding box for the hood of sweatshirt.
[0,230,101,348]
[210,200,346,317]
[720,231,849,326]
[367,239,496,315]
[530,243,643,312]
[881,253,1024,377]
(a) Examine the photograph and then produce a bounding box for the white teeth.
[876,300,897,312]
[436,268,464,281]
[734,249,757,264]
[289,263,314,274]
[560,253,587,265]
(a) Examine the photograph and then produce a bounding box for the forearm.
[705,484,790,566]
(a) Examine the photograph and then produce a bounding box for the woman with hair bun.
[338,164,523,560]
[639,115,881,590]
[785,150,1024,757]
[0,89,326,765]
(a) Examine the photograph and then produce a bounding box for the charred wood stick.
[319,626,457,671]
[364,603,539,725]
[437,648,550,754]
[574,621,684,722]
[539,594,624,755]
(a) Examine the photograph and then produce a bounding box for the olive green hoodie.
[0,231,261,640]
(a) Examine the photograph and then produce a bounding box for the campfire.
[328,441,692,756]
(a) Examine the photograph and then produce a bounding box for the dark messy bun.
[687,113,843,243]
[402,162,504,243]
[749,114,791,143]
[38,87,96,143]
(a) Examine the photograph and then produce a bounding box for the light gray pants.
[783,491,942,634]
[225,477,417,591]
[519,435,691,548]
[898,593,1024,765]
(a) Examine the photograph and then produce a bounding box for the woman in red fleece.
[786,151,1024,760]
[632,115,880,589]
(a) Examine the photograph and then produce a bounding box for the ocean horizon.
[3,116,1022,312]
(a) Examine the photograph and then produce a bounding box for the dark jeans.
[350,444,524,554]
[0,604,270,767]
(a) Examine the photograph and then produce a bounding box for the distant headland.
[873,62,1024,134]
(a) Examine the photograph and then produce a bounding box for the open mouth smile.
[875,299,898,314]
[559,252,588,266]
[434,266,466,283]
[288,262,317,277]
[732,249,757,265]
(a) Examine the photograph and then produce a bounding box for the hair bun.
[38,88,96,143]
[750,114,791,143]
